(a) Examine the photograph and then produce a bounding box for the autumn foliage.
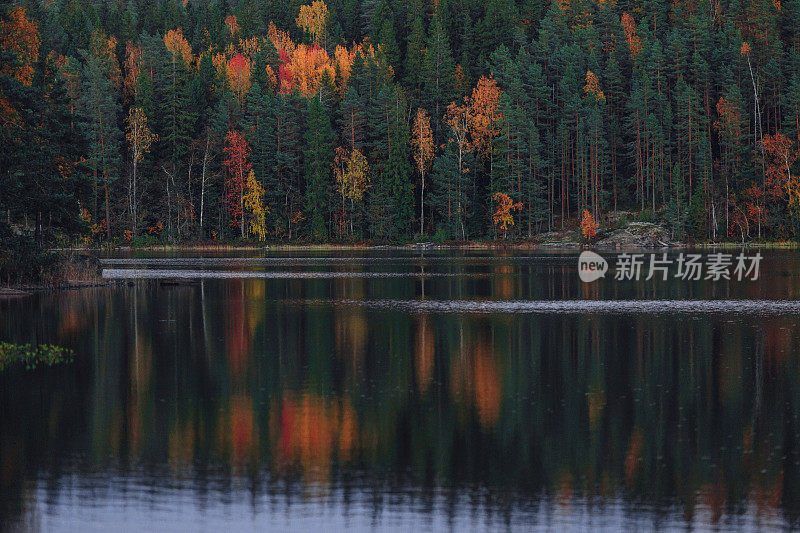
[0,7,39,87]
[296,1,329,45]
[164,28,193,67]
[226,53,252,104]
[580,209,598,241]
[223,131,252,235]
[621,13,641,59]
[8,0,800,247]
[411,108,434,232]
[584,71,605,102]
[469,76,503,155]
[492,192,523,233]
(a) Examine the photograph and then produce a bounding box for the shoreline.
[57,240,798,253]
[4,241,796,293]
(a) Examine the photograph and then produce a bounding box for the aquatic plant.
[0,342,74,371]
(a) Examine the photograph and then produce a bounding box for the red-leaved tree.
[224,131,252,237]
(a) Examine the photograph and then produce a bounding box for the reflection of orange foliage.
[271,393,358,483]
[493,263,515,299]
[752,473,783,518]
[624,427,643,484]
[450,339,502,429]
[587,386,605,429]
[334,309,368,369]
[415,316,435,393]
[701,478,727,523]
[764,323,792,365]
[168,419,196,468]
[472,343,501,427]
[231,395,257,465]
[338,401,358,461]
[557,470,574,504]
[225,280,249,375]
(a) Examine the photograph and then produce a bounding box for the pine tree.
[304,97,334,239]
[275,94,303,239]
[79,44,122,239]
[421,14,456,142]
[404,16,426,97]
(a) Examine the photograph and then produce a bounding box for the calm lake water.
[2,249,800,531]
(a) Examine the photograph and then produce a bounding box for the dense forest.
[1,0,800,247]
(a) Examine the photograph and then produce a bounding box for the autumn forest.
[2,0,800,247]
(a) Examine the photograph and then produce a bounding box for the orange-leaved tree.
[223,131,252,237]
[226,53,252,106]
[123,42,142,100]
[164,28,193,68]
[0,7,40,88]
[580,209,598,241]
[492,192,522,238]
[411,108,434,234]
[224,15,240,37]
[469,76,503,205]
[621,13,641,59]
[469,76,502,157]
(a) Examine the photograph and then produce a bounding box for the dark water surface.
[3,249,800,531]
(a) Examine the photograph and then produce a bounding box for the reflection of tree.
[414,315,435,394]
[225,280,249,376]
[269,393,357,484]
[5,277,800,526]
[450,335,502,429]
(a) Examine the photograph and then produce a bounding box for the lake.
[2,249,800,531]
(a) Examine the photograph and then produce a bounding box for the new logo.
[578,251,608,282]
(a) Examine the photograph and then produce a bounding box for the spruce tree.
[304,97,334,240]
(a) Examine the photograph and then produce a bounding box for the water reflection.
[2,251,800,530]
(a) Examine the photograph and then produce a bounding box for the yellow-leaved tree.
[334,148,369,236]
[126,107,156,236]
[411,108,434,235]
[244,170,268,241]
[296,1,329,46]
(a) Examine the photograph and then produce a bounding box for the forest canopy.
[1,0,800,245]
